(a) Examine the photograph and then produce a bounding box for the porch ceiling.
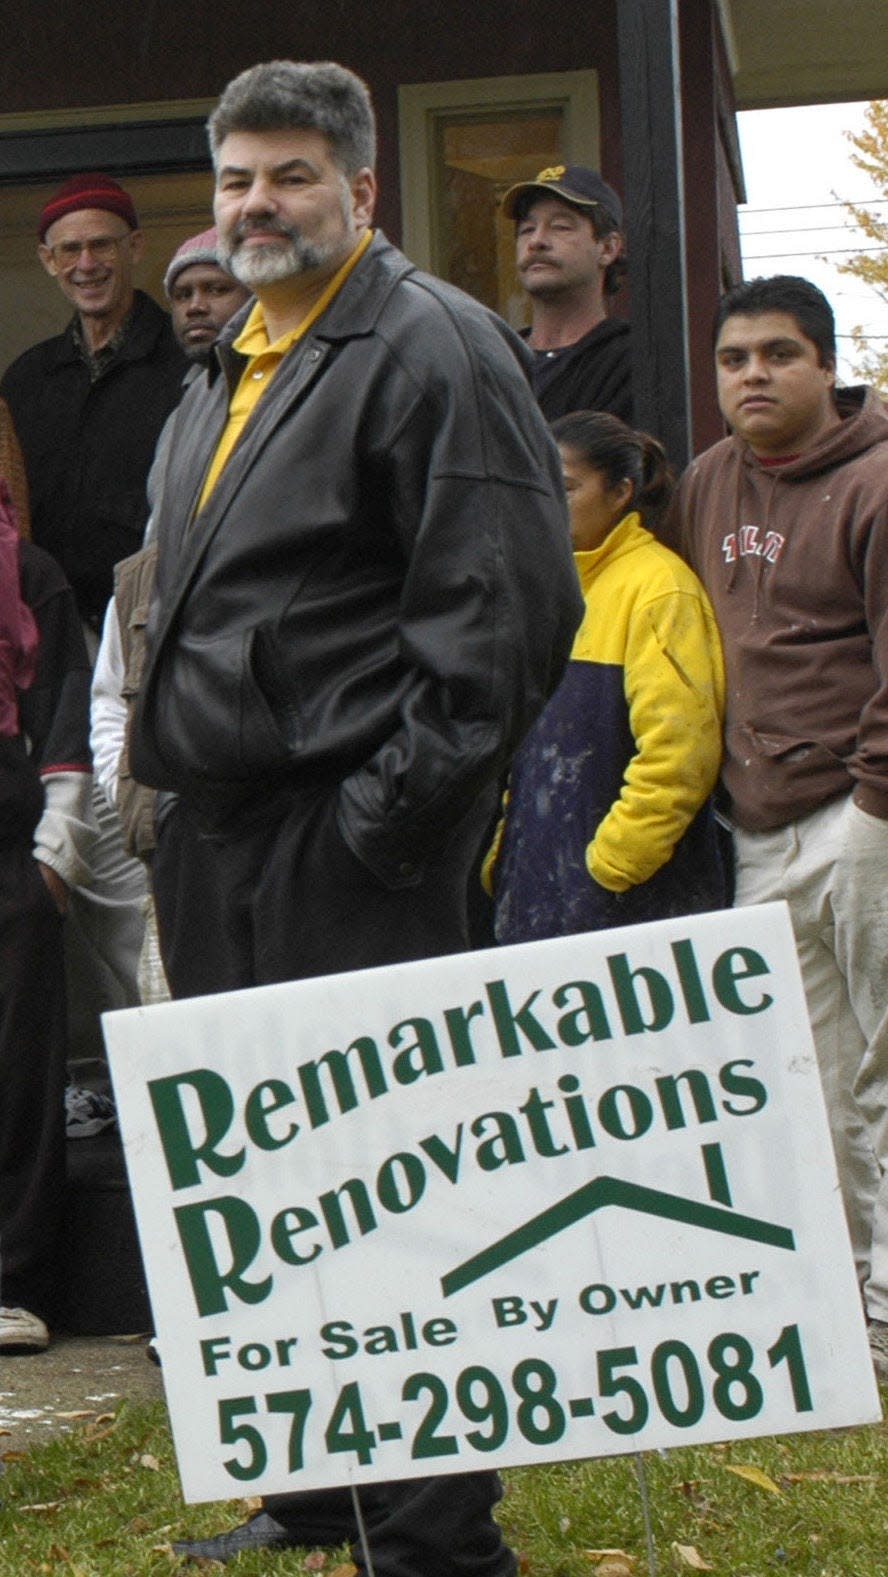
[722,0,888,109]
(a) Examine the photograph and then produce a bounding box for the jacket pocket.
[737,724,844,768]
[238,625,296,768]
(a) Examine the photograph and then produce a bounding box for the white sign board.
[104,902,880,1504]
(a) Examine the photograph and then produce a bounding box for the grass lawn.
[1,1394,886,1576]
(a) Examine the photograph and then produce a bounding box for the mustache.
[230,217,298,244]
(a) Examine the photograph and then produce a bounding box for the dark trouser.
[151,797,239,998]
[154,784,490,990]
[265,1471,511,1577]
[0,841,67,1319]
[152,782,513,1577]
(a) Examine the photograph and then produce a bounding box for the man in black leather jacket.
[131,59,583,1577]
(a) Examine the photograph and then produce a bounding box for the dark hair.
[208,60,376,177]
[593,205,628,298]
[551,410,674,524]
[513,192,627,298]
[713,275,836,367]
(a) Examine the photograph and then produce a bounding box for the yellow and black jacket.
[487,512,726,941]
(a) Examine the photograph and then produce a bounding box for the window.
[399,72,600,328]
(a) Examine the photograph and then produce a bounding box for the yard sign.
[104,901,880,1503]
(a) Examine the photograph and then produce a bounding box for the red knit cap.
[38,173,139,242]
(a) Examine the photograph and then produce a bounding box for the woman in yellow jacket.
[486,410,726,941]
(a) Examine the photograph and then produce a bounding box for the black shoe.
[171,1511,298,1562]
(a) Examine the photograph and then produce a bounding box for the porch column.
[617,0,692,470]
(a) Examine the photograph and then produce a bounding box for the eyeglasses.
[47,234,129,268]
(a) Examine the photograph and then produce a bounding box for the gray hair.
[208,60,376,177]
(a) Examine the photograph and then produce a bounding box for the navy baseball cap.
[502,164,623,229]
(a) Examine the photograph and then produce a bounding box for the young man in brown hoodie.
[674,274,888,1384]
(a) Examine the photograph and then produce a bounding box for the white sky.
[737,101,888,383]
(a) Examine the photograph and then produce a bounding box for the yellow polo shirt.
[197,228,373,512]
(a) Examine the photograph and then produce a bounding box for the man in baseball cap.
[502,163,632,422]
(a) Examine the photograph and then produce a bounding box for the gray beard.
[219,201,353,289]
[223,235,332,288]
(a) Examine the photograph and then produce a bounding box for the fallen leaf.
[19,1502,63,1514]
[595,1559,635,1576]
[57,1410,96,1420]
[305,1555,327,1571]
[139,1452,161,1471]
[672,1544,713,1570]
[723,1463,782,1495]
[329,1566,358,1577]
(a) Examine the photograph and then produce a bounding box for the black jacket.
[528,316,633,424]
[131,233,584,887]
[1,292,186,626]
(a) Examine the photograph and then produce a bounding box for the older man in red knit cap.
[0,173,186,1140]
[2,173,185,625]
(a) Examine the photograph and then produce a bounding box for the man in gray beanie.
[163,226,251,368]
[91,231,248,1003]
[91,226,249,816]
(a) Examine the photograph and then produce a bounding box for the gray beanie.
[163,226,221,297]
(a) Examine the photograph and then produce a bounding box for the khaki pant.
[64,783,146,1091]
[137,891,169,1006]
[734,794,888,1320]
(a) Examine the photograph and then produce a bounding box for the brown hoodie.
[675,386,888,831]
